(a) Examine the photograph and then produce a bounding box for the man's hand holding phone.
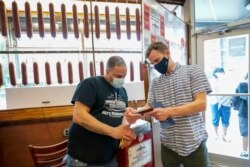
[136,107,153,115]
[124,107,143,124]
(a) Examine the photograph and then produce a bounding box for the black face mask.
[154,57,168,74]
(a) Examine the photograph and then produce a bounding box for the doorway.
[196,29,250,166]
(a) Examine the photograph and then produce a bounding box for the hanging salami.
[0,1,8,37]
[126,7,131,40]
[78,61,84,81]
[61,3,68,39]
[68,62,73,84]
[49,3,56,38]
[37,2,45,38]
[25,2,33,38]
[105,6,111,39]
[139,61,144,81]
[100,61,104,76]
[94,5,100,39]
[12,1,21,38]
[0,63,3,87]
[33,62,40,85]
[115,7,121,39]
[130,61,134,81]
[83,4,89,38]
[135,8,141,41]
[45,62,51,85]
[21,62,28,85]
[56,62,63,84]
[72,4,79,39]
[89,62,94,77]
[9,62,16,86]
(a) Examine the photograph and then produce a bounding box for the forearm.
[73,110,114,137]
[169,92,207,117]
[170,101,206,117]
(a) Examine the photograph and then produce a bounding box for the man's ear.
[106,69,110,75]
[165,49,170,57]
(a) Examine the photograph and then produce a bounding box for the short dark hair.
[106,56,126,70]
[145,42,168,59]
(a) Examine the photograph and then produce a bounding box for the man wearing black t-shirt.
[66,56,136,167]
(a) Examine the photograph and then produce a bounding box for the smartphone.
[136,107,153,115]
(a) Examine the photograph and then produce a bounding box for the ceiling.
[157,0,185,6]
[194,0,250,28]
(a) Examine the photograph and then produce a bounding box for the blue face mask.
[154,57,168,74]
[111,77,124,89]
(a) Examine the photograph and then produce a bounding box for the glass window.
[0,0,143,110]
[204,34,249,159]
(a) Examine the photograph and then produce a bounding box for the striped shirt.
[148,63,212,156]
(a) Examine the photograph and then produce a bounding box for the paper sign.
[128,139,152,167]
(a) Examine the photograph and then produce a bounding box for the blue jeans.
[66,154,118,167]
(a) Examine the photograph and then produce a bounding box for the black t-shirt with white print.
[67,76,128,165]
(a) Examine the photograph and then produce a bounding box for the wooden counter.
[0,101,145,167]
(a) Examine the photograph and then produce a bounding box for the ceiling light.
[246,3,250,10]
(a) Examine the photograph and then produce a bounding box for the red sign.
[144,4,150,30]
[165,40,169,48]
[151,35,156,42]
[160,15,165,37]
[181,38,185,47]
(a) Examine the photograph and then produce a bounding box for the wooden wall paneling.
[0,106,73,167]
[0,120,71,167]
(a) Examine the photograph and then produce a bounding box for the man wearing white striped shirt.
[125,41,212,167]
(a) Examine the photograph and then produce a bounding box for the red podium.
[117,120,154,167]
